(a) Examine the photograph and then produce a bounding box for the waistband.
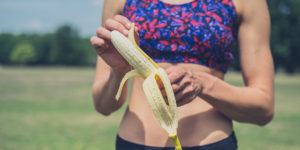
[116,132,238,150]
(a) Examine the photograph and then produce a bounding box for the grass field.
[0,67,299,150]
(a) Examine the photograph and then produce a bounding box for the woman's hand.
[90,15,136,75]
[162,66,205,106]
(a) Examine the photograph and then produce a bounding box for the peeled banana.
[111,24,182,150]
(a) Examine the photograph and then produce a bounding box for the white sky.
[0,0,104,37]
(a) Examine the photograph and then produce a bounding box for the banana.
[110,24,182,150]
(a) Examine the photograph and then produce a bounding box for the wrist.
[110,65,131,79]
[201,74,218,97]
[192,71,218,97]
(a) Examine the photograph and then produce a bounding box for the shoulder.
[102,0,127,21]
[233,0,269,19]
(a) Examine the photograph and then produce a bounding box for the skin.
[90,0,274,147]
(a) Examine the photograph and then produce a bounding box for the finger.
[96,27,111,40]
[168,71,185,84]
[172,84,180,93]
[113,15,138,32]
[175,85,195,102]
[174,75,192,93]
[90,36,108,55]
[165,66,184,74]
[165,66,188,84]
[113,15,132,29]
[165,66,176,75]
[104,18,129,36]
[90,36,105,49]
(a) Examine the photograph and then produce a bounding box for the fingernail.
[126,23,131,29]
[123,29,129,35]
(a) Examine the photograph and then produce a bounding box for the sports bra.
[123,0,238,73]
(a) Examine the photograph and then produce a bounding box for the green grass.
[0,67,299,150]
[226,73,300,150]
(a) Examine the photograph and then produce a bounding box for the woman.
[90,0,274,149]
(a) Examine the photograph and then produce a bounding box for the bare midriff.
[118,62,233,147]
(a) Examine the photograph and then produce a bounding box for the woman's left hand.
[162,66,204,106]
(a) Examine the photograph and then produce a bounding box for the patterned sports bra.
[123,0,238,73]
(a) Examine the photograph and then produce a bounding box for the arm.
[90,0,131,116]
[200,0,274,125]
[91,58,128,116]
[165,0,274,126]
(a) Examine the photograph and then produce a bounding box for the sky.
[0,0,104,37]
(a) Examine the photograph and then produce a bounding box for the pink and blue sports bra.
[123,0,238,73]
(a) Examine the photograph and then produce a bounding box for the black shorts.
[116,132,238,150]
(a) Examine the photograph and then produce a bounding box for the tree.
[50,25,88,65]
[10,43,36,65]
[268,0,300,73]
[0,33,16,64]
[31,33,54,65]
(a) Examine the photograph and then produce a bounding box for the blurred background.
[0,0,299,150]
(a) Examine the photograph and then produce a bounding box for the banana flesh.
[110,24,182,150]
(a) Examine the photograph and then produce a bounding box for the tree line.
[0,25,96,66]
[0,0,299,73]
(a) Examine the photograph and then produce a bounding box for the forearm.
[92,69,128,116]
[198,73,274,126]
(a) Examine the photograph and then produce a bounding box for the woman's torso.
[117,0,239,147]
[118,63,233,147]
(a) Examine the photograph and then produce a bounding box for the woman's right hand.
[90,15,134,75]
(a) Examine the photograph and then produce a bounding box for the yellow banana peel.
[111,24,182,150]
